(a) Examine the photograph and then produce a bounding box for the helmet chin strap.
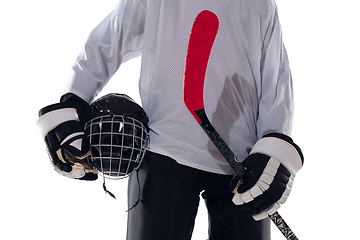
[101,169,142,213]
[102,176,116,199]
[126,170,141,212]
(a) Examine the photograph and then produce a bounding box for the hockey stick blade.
[183,10,219,124]
[183,10,299,240]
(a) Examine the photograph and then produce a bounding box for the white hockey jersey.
[64,0,294,175]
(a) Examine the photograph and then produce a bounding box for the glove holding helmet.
[37,92,149,182]
[37,93,98,180]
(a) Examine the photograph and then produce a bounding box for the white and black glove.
[232,133,303,221]
[37,93,97,180]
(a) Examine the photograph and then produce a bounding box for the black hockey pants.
[126,151,271,240]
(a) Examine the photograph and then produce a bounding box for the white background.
[1,0,359,239]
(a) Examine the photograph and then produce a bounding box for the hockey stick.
[183,10,299,240]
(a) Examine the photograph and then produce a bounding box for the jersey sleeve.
[63,0,147,103]
[257,3,294,138]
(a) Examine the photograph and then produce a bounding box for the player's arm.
[65,1,146,102]
[37,1,147,179]
[256,3,294,138]
[232,3,304,220]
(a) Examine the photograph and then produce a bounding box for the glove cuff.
[60,93,90,121]
[250,133,303,176]
[37,105,78,138]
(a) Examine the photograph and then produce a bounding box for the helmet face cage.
[85,114,149,179]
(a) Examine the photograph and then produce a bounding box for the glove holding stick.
[232,133,304,221]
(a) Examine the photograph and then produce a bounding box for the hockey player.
[37,0,303,240]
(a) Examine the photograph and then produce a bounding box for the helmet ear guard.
[84,93,149,179]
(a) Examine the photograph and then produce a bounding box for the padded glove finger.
[38,102,97,180]
[232,154,291,215]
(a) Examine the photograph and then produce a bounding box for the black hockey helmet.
[84,93,149,179]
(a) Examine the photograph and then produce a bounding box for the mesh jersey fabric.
[64,0,294,175]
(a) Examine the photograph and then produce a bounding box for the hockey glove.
[37,93,97,180]
[232,133,303,221]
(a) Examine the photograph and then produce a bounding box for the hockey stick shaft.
[183,10,299,240]
[270,212,299,240]
[194,109,247,179]
[194,108,298,240]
